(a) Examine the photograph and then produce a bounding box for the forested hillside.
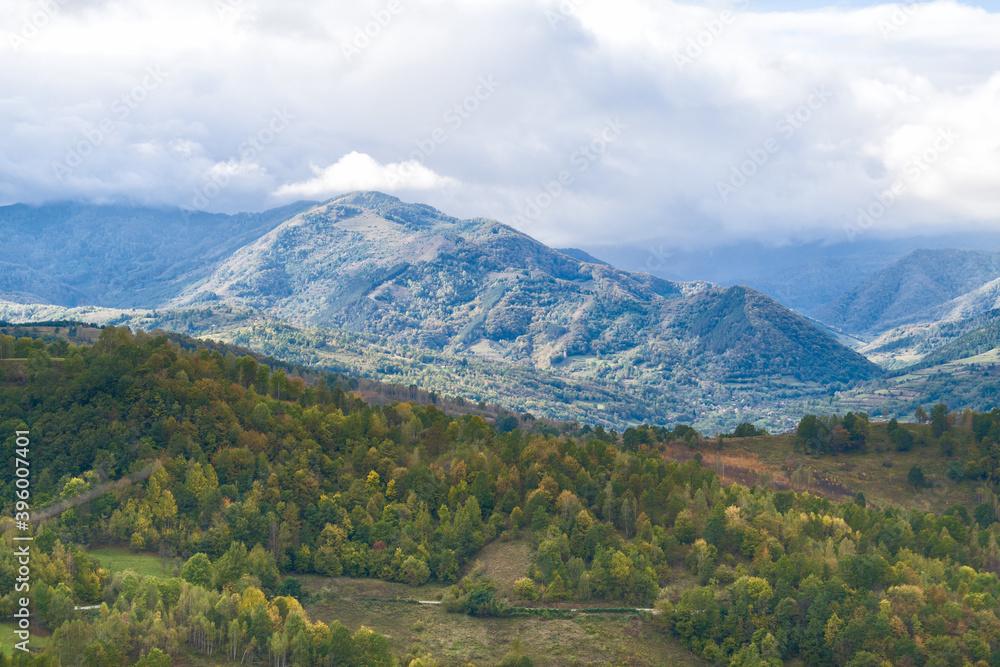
[818,249,1000,335]
[0,193,885,433]
[1,326,999,665]
[0,202,317,308]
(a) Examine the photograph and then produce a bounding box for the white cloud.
[273,152,458,198]
[0,0,998,247]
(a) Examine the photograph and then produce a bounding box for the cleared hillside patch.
[88,546,180,579]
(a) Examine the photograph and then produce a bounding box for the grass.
[297,539,704,666]
[466,538,531,599]
[306,592,704,666]
[712,424,984,514]
[0,623,51,656]
[88,546,182,579]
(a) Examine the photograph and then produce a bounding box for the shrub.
[513,577,538,601]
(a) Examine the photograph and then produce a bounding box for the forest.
[0,325,999,666]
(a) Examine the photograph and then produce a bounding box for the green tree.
[402,556,431,586]
[134,648,171,667]
[930,403,950,438]
[352,626,395,665]
[544,574,570,602]
[181,552,214,589]
[908,465,925,490]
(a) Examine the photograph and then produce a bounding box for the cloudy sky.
[2,0,998,248]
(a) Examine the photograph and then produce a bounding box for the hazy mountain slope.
[816,248,1000,334]
[916,316,1000,368]
[667,285,879,382]
[919,276,1000,323]
[738,254,896,315]
[176,192,880,385]
[555,248,611,266]
[0,260,87,305]
[0,200,316,307]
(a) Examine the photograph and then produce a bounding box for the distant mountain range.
[0,200,317,307]
[8,192,1000,426]
[585,240,1000,373]
[166,192,876,385]
[817,249,1000,335]
[0,193,885,430]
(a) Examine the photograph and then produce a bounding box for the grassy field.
[296,539,704,667]
[703,424,984,514]
[306,597,702,667]
[88,546,182,579]
[0,623,51,656]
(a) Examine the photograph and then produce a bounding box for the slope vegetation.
[818,248,1000,334]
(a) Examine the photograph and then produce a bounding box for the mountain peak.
[327,191,403,208]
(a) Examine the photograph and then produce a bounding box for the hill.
[857,308,1000,368]
[172,192,879,387]
[737,253,897,315]
[817,248,1000,334]
[0,193,880,430]
[665,284,878,383]
[1,326,998,666]
[553,248,610,266]
[914,315,1000,368]
[0,200,317,307]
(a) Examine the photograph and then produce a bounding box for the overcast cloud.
[1,0,998,248]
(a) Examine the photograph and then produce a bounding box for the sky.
[1,0,999,249]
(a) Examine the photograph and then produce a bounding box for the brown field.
[662,428,985,515]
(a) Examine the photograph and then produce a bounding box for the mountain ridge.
[0,192,883,428]
[817,248,1000,334]
[167,192,879,386]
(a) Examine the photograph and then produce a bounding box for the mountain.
[0,200,317,307]
[582,234,1000,318]
[172,192,879,386]
[555,248,610,266]
[665,285,878,382]
[736,254,898,316]
[816,248,1000,335]
[916,314,1000,368]
[0,192,884,429]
